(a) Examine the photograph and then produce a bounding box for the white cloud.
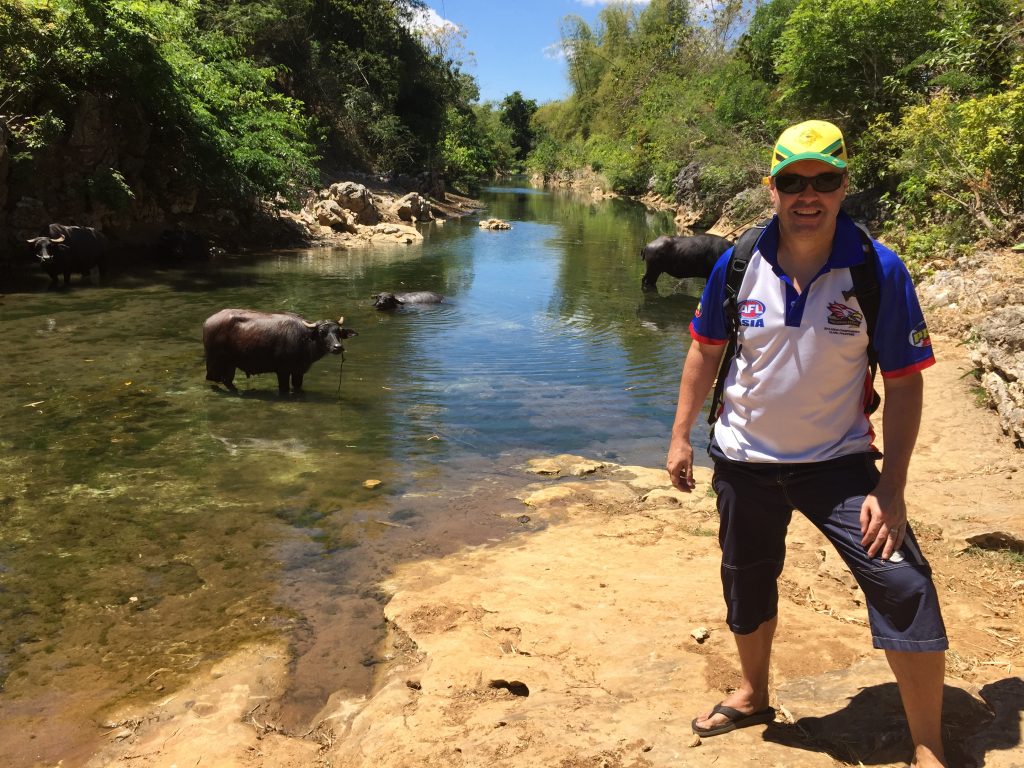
[405,6,460,35]
[543,41,569,61]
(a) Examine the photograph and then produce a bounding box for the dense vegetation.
[0,0,527,218]
[531,0,1024,265]
[2,0,1023,262]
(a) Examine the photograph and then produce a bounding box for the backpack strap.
[706,222,768,425]
[850,223,881,414]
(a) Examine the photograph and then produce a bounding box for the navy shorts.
[710,445,948,652]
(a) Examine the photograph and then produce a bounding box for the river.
[0,183,710,765]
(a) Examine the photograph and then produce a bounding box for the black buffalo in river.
[639,233,733,291]
[202,309,357,395]
[373,291,444,310]
[27,223,108,288]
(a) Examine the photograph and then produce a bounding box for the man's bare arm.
[667,341,727,492]
[860,371,924,559]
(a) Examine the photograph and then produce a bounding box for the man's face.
[769,158,848,239]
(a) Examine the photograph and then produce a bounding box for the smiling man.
[665,120,948,767]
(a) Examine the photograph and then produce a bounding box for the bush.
[884,74,1024,241]
[587,136,651,196]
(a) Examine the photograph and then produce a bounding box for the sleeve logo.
[909,321,931,348]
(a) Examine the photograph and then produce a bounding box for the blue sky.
[417,0,652,105]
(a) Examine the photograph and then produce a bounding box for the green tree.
[775,0,942,129]
[499,91,538,164]
[738,0,800,84]
[920,0,1019,96]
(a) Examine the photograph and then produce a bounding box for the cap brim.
[771,152,847,176]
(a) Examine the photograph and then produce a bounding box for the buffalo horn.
[338,316,345,325]
[302,320,317,328]
[51,235,65,243]
[26,237,40,244]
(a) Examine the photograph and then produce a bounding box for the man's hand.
[667,437,696,492]
[665,341,726,494]
[860,481,908,560]
[860,371,924,560]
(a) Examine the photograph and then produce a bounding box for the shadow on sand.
[762,677,1023,767]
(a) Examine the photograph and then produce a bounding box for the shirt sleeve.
[689,247,733,345]
[872,243,936,377]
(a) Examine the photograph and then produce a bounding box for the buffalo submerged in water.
[202,309,358,395]
[372,291,444,310]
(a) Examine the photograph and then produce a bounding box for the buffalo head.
[372,292,401,310]
[307,316,358,354]
[27,234,66,265]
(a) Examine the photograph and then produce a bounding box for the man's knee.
[723,559,783,633]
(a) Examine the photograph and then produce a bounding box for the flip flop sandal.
[691,703,776,737]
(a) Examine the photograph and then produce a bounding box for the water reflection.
[0,182,711,763]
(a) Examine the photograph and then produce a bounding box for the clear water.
[0,183,708,763]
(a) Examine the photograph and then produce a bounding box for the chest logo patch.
[826,302,863,328]
[738,299,766,328]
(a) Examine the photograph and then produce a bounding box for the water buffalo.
[203,309,357,395]
[640,233,732,291]
[27,224,108,288]
[373,291,444,310]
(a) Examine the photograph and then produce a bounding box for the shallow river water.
[0,184,709,765]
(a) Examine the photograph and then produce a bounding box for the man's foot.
[692,700,775,737]
[691,703,775,736]
[911,745,947,767]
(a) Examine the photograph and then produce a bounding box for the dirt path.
[84,333,1023,768]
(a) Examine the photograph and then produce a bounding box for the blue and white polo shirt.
[690,212,935,463]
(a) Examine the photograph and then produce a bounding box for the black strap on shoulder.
[706,221,882,425]
[706,222,768,425]
[850,223,881,414]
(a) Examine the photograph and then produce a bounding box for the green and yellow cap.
[770,120,847,177]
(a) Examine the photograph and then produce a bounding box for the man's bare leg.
[693,615,777,730]
[886,650,947,767]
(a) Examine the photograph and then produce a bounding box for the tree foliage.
[0,0,516,219]
[775,0,942,129]
[499,91,538,164]
[529,0,1024,247]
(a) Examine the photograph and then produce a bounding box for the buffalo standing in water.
[203,309,357,395]
[27,224,108,288]
[640,233,732,291]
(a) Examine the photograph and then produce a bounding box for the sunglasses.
[773,172,846,194]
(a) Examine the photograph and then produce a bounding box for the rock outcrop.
[478,218,511,230]
[918,247,1024,446]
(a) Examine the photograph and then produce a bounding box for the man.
[666,120,948,768]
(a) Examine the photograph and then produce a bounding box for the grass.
[962,545,1024,570]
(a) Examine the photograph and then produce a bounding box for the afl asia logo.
[738,299,766,327]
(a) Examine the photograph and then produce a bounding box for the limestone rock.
[391,192,433,223]
[479,218,511,230]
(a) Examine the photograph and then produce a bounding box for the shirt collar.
[754,210,866,269]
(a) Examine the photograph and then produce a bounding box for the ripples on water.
[0,182,711,763]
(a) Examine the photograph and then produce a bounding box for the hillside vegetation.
[0,0,526,247]
[1,0,1023,266]
[529,0,1024,269]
